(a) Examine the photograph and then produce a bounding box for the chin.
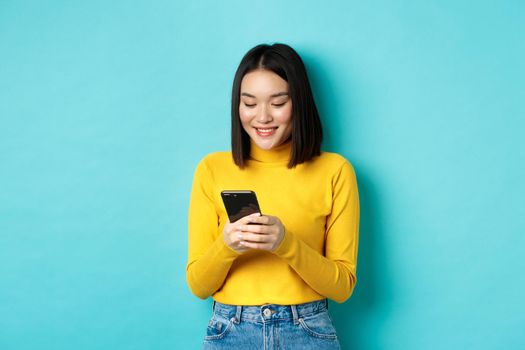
[253,138,280,150]
[254,142,273,150]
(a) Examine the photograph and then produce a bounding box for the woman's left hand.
[237,215,285,252]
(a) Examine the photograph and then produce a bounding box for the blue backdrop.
[1,1,524,349]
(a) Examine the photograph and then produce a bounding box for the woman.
[186,43,359,350]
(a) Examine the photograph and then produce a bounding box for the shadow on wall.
[332,175,388,350]
[304,50,391,349]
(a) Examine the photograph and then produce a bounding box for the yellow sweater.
[186,140,359,305]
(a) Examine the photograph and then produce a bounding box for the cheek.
[239,106,255,122]
[275,105,293,124]
[239,108,255,131]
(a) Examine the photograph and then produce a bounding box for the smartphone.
[221,190,262,223]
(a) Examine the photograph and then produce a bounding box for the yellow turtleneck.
[186,141,360,305]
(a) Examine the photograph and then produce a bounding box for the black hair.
[231,43,323,169]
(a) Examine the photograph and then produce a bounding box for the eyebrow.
[241,92,289,98]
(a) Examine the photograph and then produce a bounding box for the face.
[239,69,293,150]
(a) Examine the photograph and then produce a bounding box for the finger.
[264,215,277,225]
[232,212,261,225]
[240,232,273,243]
[232,231,244,243]
[238,224,268,234]
[241,223,280,235]
[245,215,272,225]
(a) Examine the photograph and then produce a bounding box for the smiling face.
[239,69,293,150]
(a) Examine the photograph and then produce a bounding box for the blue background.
[1,1,524,349]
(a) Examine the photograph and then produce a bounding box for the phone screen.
[221,190,261,223]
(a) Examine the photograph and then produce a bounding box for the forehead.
[240,69,289,96]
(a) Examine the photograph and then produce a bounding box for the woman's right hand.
[223,213,261,254]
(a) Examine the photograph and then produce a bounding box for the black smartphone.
[221,190,262,223]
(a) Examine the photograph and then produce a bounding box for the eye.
[243,102,256,108]
[272,102,286,107]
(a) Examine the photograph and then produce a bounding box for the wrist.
[272,227,289,254]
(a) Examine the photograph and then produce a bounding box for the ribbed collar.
[249,139,292,164]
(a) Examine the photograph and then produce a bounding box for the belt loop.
[212,300,216,313]
[325,298,329,310]
[234,305,242,324]
[291,304,300,325]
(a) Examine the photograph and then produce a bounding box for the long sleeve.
[186,159,240,299]
[185,149,359,305]
[272,161,360,303]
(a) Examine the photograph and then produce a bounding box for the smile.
[255,127,277,137]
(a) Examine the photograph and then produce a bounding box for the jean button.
[263,308,272,317]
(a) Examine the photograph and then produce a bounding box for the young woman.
[187,43,359,350]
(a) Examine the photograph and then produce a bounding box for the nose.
[257,105,273,123]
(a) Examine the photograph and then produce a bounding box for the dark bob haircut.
[231,43,323,169]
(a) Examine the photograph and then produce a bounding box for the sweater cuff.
[213,233,242,259]
[272,228,295,257]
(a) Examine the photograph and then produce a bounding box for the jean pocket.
[204,314,234,341]
[297,311,338,340]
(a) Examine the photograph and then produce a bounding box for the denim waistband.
[212,299,329,324]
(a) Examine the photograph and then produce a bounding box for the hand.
[236,215,285,252]
[223,213,262,254]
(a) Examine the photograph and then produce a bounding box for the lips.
[255,127,277,137]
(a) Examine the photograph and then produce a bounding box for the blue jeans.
[202,299,341,350]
